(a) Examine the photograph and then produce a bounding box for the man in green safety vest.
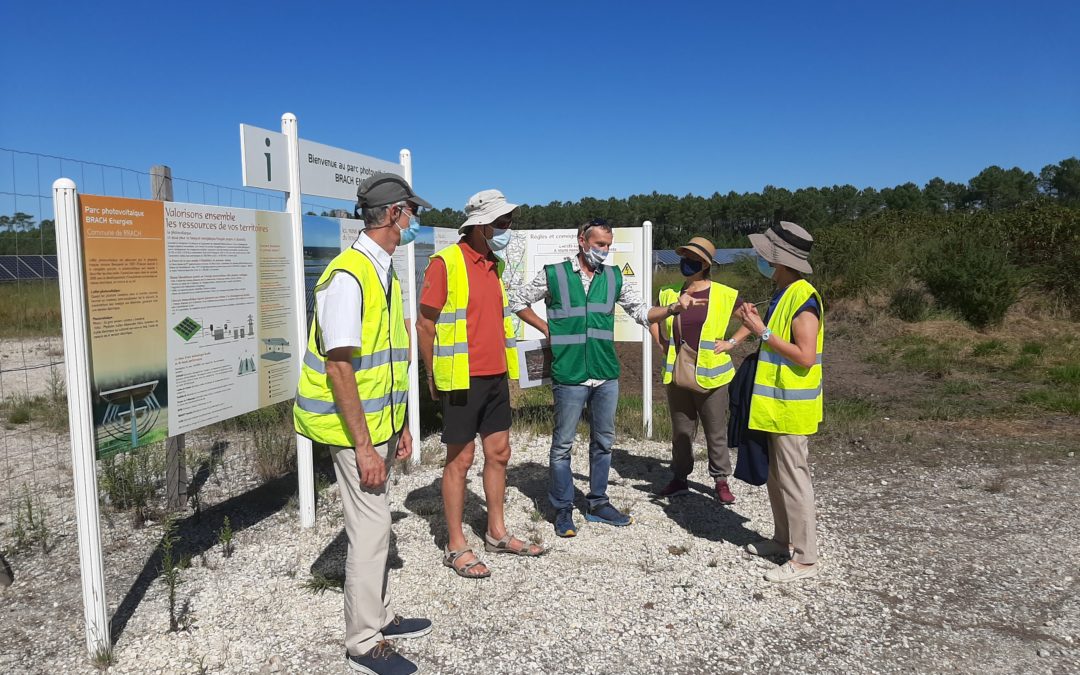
[511,218,703,538]
[294,173,432,674]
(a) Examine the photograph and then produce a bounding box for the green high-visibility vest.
[293,248,409,447]
[545,259,622,384]
[749,279,824,435]
[659,282,739,389]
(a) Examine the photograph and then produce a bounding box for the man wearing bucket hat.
[510,218,704,538]
[417,189,545,580]
[648,236,745,504]
[736,221,824,583]
[294,172,432,673]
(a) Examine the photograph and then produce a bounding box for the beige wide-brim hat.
[675,236,717,268]
[749,221,814,275]
[458,189,519,233]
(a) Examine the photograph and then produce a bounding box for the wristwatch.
[760,328,772,342]
[727,338,737,345]
[668,303,680,316]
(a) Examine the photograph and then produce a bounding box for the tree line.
[2,157,1077,256]
[419,157,1080,249]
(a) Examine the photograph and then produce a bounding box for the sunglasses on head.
[588,218,608,227]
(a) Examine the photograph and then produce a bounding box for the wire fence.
[0,147,333,555]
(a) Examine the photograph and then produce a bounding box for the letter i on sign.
[264,138,272,181]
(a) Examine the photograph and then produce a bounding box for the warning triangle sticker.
[621,263,635,276]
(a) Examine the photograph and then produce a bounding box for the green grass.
[970,339,1008,357]
[0,280,62,337]
[1048,364,1080,386]
[1020,341,1046,356]
[1017,389,1080,415]
[939,378,979,396]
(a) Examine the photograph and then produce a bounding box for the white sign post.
[244,114,422,528]
[53,178,110,656]
[642,220,654,438]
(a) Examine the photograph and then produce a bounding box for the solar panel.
[0,255,61,281]
[652,248,755,265]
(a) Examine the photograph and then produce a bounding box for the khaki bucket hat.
[675,236,717,268]
[749,221,814,275]
[458,189,519,234]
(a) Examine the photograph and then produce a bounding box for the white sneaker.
[764,561,819,583]
[744,539,790,557]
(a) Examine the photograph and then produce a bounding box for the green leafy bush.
[916,233,1022,329]
[888,287,930,322]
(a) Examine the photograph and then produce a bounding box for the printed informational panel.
[301,216,452,320]
[80,195,299,457]
[507,228,645,342]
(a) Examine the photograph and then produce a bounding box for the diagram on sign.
[238,354,257,375]
[172,314,257,344]
[260,337,291,362]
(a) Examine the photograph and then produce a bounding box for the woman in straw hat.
[737,221,824,583]
[651,236,745,504]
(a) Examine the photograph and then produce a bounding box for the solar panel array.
[653,248,755,266]
[0,255,59,281]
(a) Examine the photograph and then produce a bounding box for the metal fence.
[0,147,340,553]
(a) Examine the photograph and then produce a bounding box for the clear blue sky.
[2,1,1077,212]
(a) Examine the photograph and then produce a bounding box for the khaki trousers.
[766,433,818,564]
[330,433,398,656]
[666,384,732,480]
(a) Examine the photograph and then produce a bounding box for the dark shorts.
[440,374,511,444]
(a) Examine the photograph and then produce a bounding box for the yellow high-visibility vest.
[430,244,518,392]
[659,282,739,389]
[749,279,824,435]
[293,248,409,447]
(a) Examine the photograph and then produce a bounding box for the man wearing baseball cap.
[736,221,824,584]
[417,189,545,579]
[294,172,432,673]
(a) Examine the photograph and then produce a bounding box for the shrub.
[888,287,930,322]
[100,448,160,522]
[916,233,1022,329]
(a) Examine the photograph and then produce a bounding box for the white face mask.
[583,247,608,270]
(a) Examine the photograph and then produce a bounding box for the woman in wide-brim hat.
[737,221,825,584]
[651,236,745,504]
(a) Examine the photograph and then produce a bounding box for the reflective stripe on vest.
[659,282,738,389]
[429,243,519,393]
[748,279,824,436]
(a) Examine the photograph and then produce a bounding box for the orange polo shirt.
[420,240,508,376]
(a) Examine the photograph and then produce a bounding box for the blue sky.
[2,1,1077,213]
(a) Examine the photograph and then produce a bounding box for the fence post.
[283,113,316,528]
[152,165,187,510]
[54,177,110,655]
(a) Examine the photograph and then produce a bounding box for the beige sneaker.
[744,539,790,557]
[764,561,819,583]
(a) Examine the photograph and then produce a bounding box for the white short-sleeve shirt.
[314,231,392,353]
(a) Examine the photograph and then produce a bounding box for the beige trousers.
[766,433,818,564]
[330,433,398,656]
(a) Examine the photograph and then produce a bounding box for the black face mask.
[680,258,703,277]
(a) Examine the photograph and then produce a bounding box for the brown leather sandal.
[442,546,491,579]
[483,532,548,557]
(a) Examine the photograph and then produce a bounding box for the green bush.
[888,287,930,322]
[916,233,1022,329]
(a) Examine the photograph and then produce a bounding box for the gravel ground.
[1,427,1078,674]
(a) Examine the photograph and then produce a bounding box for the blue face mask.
[757,255,776,280]
[680,258,703,277]
[486,227,512,251]
[397,215,420,246]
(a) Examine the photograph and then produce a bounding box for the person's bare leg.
[480,431,510,540]
[481,430,542,554]
[442,441,487,573]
